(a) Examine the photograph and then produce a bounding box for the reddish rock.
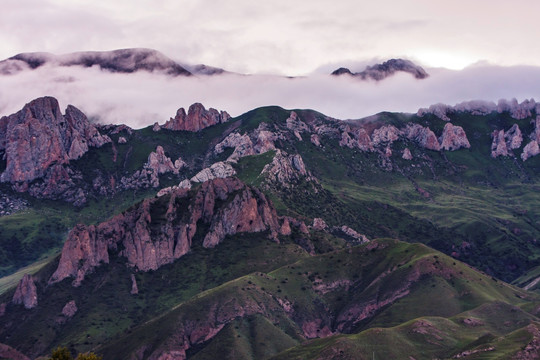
[163,103,230,132]
[372,125,401,146]
[131,274,139,295]
[522,140,540,161]
[0,97,110,184]
[49,178,282,286]
[439,123,470,151]
[12,274,37,309]
[61,300,78,318]
[402,148,413,160]
[312,218,328,231]
[0,343,30,360]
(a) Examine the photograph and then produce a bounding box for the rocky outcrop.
[261,151,317,187]
[491,124,523,158]
[439,123,470,151]
[62,300,78,318]
[49,178,284,286]
[214,124,280,162]
[0,97,110,184]
[131,274,139,295]
[332,59,428,81]
[402,148,413,160]
[521,140,540,161]
[372,125,401,146]
[340,128,373,151]
[190,162,236,183]
[163,103,230,132]
[120,146,184,189]
[404,124,440,151]
[12,274,37,309]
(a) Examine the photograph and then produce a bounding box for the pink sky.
[1,0,539,75]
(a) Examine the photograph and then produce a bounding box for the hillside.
[1,96,540,358]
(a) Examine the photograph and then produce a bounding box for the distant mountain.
[0,48,227,77]
[332,58,429,80]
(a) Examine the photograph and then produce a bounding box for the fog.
[0,63,539,128]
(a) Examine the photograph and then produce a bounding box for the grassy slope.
[95,239,538,359]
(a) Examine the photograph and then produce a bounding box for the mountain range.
[0,91,540,359]
[0,48,427,81]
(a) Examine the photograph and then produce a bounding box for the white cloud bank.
[0,64,539,129]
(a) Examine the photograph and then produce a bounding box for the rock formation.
[261,150,317,187]
[49,178,285,286]
[191,162,236,183]
[439,123,470,151]
[163,103,230,132]
[491,124,523,158]
[120,146,184,189]
[404,124,440,151]
[402,148,413,160]
[214,124,280,162]
[12,274,38,309]
[332,59,429,81]
[61,300,78,318]
[130,274,139,295]
[0,97,110,184]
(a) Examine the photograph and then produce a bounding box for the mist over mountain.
[0,49,539,129]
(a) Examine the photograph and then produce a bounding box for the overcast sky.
[2,0,540,75]
[1,0,539,127]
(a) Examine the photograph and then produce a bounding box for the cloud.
[0,63,539,129]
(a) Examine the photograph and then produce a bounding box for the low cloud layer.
[0,64,539,129]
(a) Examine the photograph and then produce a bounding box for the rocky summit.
[1,95,540,360]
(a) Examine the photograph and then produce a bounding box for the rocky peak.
[191,162,236,183]
[162,103,230,132]
[12,274,38,309]
[49,177,285,286]
[439,123,470,151]
[0,97,110,184]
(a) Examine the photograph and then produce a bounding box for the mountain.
[331,58,429,80]
[0,48,213,76]
[1,96,540,358]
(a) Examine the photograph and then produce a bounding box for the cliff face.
[162,103,230,132]
[0,97,110,186]
[49,177,284,286]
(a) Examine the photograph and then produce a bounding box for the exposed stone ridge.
[162,103,231,132]
[439,123,471,151]
[12,274,38,309]
[418,98,538,121]
[49,177,285,286]
[0,96,110,184]
[332,59,429,81]
[491,124,523,158]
